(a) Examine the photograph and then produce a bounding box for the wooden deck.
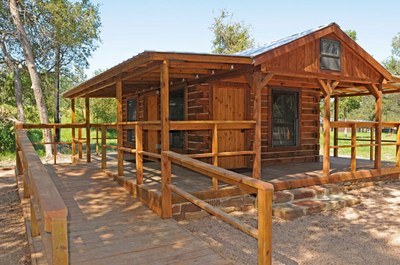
[40,162,231,265]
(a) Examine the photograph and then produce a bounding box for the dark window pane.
[169,89,185,149]
[127,99,137,143]
[320,38,341,71]
[272,90,299,147]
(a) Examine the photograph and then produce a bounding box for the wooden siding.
[260,33,382,82]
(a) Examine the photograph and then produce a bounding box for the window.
[169,89,185,149]
[320,38,341,71]
[271,89,299,147]
[126,98,137,143]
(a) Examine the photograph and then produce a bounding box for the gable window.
[169,89,185,149]
[126,98,137,143]
[271,89,299,147]
[320,38,341,71]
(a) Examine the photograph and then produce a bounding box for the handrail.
[15,129,68,265]
[163,150,273,265]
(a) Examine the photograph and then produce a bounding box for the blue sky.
[86,0,400,77]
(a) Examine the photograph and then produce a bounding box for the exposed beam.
[122,61,162,81]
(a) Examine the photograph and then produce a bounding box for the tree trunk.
[0,32,25,122]
[54,45,61,141]
[9,0,52,157]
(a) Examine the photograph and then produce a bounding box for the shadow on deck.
[39,163,231,265]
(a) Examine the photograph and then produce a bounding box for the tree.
[210,9,255,54]
[35,0,101,140]
[9,0,52,157]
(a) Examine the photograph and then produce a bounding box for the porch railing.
[330,121,400,170]
[15,128,68,265]
[163,150,273,265]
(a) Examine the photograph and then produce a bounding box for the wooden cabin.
[63,23,400,179]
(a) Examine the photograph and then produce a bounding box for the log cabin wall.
[186,83,212,155]
[260,87,320,165]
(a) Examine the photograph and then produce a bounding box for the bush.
[0,119,15,154]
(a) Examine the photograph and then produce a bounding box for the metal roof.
[235,23,334,57]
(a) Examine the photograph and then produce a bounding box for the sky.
[86,0,400,77]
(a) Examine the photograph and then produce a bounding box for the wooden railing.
[163,151,273,265]
[15,128,68,265]
[330,121,400,170]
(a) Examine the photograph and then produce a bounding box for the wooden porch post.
[333,96,339,157]
[85,96,91,163]
[318,80,332,176]
[396,124,400,167]
[375,89,382,169]
[161,60,172,219]
[71,98,76,163]
[116,76,124,176]
[247,72,273,180]
[135,124,143,184]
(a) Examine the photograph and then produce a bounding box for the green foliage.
[0,118,15,153]
[210,9,255,54]
[345,29,357,41]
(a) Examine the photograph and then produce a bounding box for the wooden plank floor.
[45,163,231,265]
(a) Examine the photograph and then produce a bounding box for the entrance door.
[213,85,247,169]
[145,93,159,154]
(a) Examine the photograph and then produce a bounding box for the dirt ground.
[179,181,400,265]
[0,168,31,265]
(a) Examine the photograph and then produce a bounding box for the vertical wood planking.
[135,124,143,184]
[333,96,339,157]
[351,124,357,171]
[116,77,124,176]
[160,60,172,219]
[258,189,272,265]
[375,90,382,169]
[212,123,219,189]
[71,98,76,162]
[101,125,106,169]
[51,217,68,265]
[85,96,91,163]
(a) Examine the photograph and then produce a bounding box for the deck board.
[44,163,230,265]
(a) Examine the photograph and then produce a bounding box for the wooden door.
[213,85,246,169]
[145,93,159,154]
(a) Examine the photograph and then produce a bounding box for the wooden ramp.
[44,163,231,265]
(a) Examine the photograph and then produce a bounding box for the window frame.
[320,38,341,72]
[268,87,301,151]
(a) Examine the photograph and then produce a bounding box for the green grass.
[320,130,397,162]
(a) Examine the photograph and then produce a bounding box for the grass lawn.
[320,130,398,162]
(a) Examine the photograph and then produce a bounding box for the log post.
[53,125,57,164]
[333,96,339,157]
[95,127,99,155]
[318,79,331,177]
[51,217,68,265]
[258,188,272,265]
[212,123,218,190]
[78,128,83,159]
[375,89,382,169]
[85,96,91,163]
[370,126,374,160]
[30,200,39,237]
[71,98,76,163]
[396,124,400,167]
[101,125,106,169]
[116,77,124,176]
[351,123,357,172]
[135,124,143,184]
[160,60,172,219]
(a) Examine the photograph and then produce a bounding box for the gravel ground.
[179,181,400,265]
[0,168,30,265]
